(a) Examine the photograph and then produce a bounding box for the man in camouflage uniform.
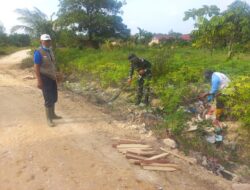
[34,34,62,127]
[127,54,152,105]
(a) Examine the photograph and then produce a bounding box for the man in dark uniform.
[127,54,152,105]
[34,34,62,127]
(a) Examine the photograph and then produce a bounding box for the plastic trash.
[206,135,216,144]
[215,135,223,142]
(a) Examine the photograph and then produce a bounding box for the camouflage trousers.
[136,75,151,105]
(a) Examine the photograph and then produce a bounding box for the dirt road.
[0,50,233,190]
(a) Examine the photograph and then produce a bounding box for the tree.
[183,5,221,54]
[57,0,130,42]
[168,29,182,39]
[8,34,31,47]
[11,7,55,39]
[183,5,220,23]
[184,1,250,58]
[221,0,250,58]
[0,22,5,34]
[135,27,153,44]
[0,22,8,46]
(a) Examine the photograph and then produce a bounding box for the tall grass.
[56,46,250,130]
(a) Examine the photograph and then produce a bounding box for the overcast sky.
[1,0,250,34]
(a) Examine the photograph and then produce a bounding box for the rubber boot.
[135,96,141,105]
[143,95,149,106]
[52,104,62,119]
[45,107,55,127]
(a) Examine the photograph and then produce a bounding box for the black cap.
[128,53,137,60]
[204,70,214,80]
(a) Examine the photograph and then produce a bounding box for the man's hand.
[198,92,209,100]
[127,78,132,85]
[37,81,43,89]
[138,69,145,75]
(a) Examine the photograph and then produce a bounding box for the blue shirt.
[34,47,50,65]
[208,73,220,102]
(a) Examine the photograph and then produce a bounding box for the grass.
[55,45,250,166]
[0,46,25,57]
[55,45,250,126]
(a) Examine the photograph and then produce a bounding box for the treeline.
[0,24,30,47]
[2,0,250,56]
[184,0,250,58]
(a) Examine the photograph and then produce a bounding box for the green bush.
[225,76,250,127]
[55,46,250,133]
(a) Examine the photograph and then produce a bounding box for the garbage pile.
[185,100,227,145]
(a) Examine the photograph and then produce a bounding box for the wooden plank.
[143,166,177,172]
[117,148,153,154]
[127,150,157,157]
[126,153,147,160]
[145,153,169,161]
[128,159,141,165]
[117,147,153,150]
[160,148,196,165]
[112,141,145,148]
[141,163,180,169]
[112,138,142,144]
[140,159,170,165]
[117,144,151,149]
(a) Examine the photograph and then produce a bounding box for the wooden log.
[160,148,196,165]
[143,166,177,172]
[145,153,169,161]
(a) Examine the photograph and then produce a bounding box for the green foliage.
[8,34,31,47]
[184,0,250,58]
[134,28,153,45]
[0,33,8,46]
[151,49,174,77]
[57,0,130,42]
[0,22,5,33]
[11,7,55,39]
[0,46,24,56]
[0,22,31,47]
[57,30,80,47]
[164,110,188,135]
[183,5,220,21]
[56,46,250,133]
[55,48,129,87]
[225,76,250,127]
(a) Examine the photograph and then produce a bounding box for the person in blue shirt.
[200,70,230,120]
[34,34,61,127]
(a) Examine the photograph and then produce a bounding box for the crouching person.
[200,70,231,121]
[127,54,152,106]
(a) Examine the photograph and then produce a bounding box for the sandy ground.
[0,50,233,190]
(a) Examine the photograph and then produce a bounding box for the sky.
[1,0,250,35]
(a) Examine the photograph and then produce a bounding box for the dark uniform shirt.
[129,58,152,79]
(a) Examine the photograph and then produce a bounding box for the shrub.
[225,76,250,127]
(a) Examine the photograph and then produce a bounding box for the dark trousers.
[137,75,151,104]
[41,74,58,108]
[216,94,227,109]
